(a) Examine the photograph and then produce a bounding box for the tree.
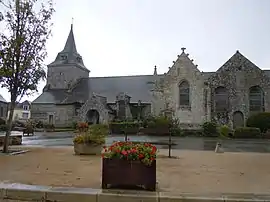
[0,0,55,153]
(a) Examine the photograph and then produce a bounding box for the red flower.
[121,150,128,155]
[139,154,144,159]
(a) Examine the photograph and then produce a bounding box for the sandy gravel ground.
[0,147,270,194]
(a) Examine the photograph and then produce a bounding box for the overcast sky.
[1,0,270,102]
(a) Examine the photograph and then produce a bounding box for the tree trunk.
[2,100,16,153]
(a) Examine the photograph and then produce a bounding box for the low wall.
[0,135,22,146]
[0,183,269,202]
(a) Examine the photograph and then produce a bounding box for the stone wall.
[31,103,77,127]
[47,64,89,89]
[152,50,209,128]
[208,51,270,127]
[78,95,109,124]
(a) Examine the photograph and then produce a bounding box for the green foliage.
[179,129,203,137]
[0,0,54,152]
[146,115,170,128]
[202,121,218,137]
[246,112,270,133]
[44,124,55,130]
[219,125,231,138]
[33,120,43,128]
[0,0,55,99]
[103,141,157,166]
[109,122,140,134]
[72,122,77,129]
[234,127,261,138]
[0,118,5,125]
[73,124,108,145]
[0,124,7,132]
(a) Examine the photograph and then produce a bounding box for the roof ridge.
[88,74,164,79]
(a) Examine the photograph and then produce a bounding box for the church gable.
[163,48,202,86]
[216,50,261,73]
[208,51,270,88]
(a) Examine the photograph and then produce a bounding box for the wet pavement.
[2,131,270,153]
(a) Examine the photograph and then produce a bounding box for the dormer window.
[23,105,29,111]
[61,55,67,60]
[77,57,81,62]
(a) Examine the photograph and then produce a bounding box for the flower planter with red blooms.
[102,141,157,191]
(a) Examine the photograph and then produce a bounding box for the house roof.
[0,94,7,103]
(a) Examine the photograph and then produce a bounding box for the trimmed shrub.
[202,121,218,137]
[142,115,180,136]
[35,120,44,128]
[180,129,203,137]
[246,112,270,133]
[44,124,55,131]
[109,122,140,134]
[234,127,261,138]
[219,125,231,138]
[0,124,7,132]
[0,118,5,125]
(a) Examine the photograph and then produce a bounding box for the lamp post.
[137,100,141,121]
[124,118,128,142]
[165,102,172,158]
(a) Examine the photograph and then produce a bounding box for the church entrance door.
[233,111,244,129]
[86,109,100,125]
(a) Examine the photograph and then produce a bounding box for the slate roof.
[33,74,163,104]
[48,24,89,72]
[0,94,7,103]
[89,75,164,103]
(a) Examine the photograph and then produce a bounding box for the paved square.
[0,147,270,194]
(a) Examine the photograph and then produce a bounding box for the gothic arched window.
[179,80,190,106]
[214,86,228,112]
[249,86,264,112]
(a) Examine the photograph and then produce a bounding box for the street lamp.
[164,102,172,158]
[137,100,141,121]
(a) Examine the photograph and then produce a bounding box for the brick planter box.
[0,135,22,146]
[102,158,156,191]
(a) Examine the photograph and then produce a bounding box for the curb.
[0,183,269,202]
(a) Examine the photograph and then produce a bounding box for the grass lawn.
[1,147,270,194]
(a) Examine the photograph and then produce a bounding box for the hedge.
[179,129,203,137]
[234,127,261,138]
[109,122,140,134]
[201,121,218,137]
[246,112,270,133]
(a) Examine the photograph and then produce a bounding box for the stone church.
[31,25,270,128]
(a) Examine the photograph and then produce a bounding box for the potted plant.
[102,141,157,191]
[73,124,108,155]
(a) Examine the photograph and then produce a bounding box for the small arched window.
[179,80,190,106]
[214,86,228,112]
[249,86,264,112]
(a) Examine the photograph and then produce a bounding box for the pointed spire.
[62,23,77,53]
[154,65,157,75]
